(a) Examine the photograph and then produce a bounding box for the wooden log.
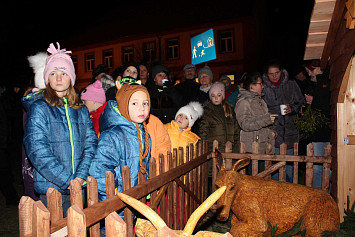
[46,188,63,223]
[19,196,35,237]
[154,226,177,237]
[306,143,314,187]
[67,205,86,237]
[105,211,127,237]
[122,166,133,237]
[32,200,50,237]
[87,176,100,237]
[105,171,115,199]
[70,179,83,209]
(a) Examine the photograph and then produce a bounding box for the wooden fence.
[18,141,210,237]
[211,140,332,194]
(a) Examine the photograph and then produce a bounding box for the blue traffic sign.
[191,29,216,65]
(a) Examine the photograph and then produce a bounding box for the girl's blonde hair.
[43,82,83,110]
[222,100,234,119]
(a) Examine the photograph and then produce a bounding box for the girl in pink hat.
[22,42,98,217]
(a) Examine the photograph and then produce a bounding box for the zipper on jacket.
[63,97,75,174]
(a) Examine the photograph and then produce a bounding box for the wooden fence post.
[105,211,127,237]
[293,142,299,184]
[279,143,287,181]
[47,188,63,223]
[87,176,100,237]
[67,205,86,237]
[239,142,246,174]
[32,200,50,237]
[105,171,115,199]
[224,141,232,170]
[18,196,35,237]
[265,142,273,179]
[212,140,219,193]
[178,147,184,229]
[306,143,314,187]
[122,165,133,237]
[322,144,332,191]
[252,141,259,176]
[70,179,83,209]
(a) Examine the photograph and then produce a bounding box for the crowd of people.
[0,42,331,222]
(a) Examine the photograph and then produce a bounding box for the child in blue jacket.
[23,42,98,216]
[89,83,151,214]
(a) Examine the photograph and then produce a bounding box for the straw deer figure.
[117,186,232,237]
[214,156,340,237]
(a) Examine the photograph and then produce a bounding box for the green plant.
[295,106,331,139]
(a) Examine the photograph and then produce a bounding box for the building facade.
[69,17,255,90]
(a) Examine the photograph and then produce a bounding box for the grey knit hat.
[198,65,213,80]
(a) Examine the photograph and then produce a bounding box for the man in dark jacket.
[262,62,304,182]
[175,64,201,105]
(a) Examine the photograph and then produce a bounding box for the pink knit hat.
[44,42,76,86]
[80,80,106,104]
[209,82,226,100]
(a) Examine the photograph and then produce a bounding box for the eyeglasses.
[268,71,281,77]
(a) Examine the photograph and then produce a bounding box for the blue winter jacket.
[23,91,98,195]
[89,100,151,202]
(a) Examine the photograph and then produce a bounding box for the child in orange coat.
[164,101,203,161]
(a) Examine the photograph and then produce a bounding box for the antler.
[182,186,227,236]
[116,192,167,230]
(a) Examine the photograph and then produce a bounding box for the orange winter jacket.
[164,120,200,162]
[146,114,171,174]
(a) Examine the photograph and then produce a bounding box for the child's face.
[176,114,189,130]
[83,100,103,112]
[128,91,150,123]
[48,70,71,97]
[210,91,223,105]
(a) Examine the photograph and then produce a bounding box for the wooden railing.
[19,141,210,237]
[211,140,332,193]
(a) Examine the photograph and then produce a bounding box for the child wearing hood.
[80,80,107,136]
[164,101,203,161]
[23,43,98,216]
[89,83,151,218]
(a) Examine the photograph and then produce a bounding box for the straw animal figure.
[117,186,232,237]
[214,156,340,237]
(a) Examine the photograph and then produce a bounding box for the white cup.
[280,104,287,115]
[162,79,169,84]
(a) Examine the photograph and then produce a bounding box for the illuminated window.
[122,46,133,63]
[85,53,95,72]
[143,42,156,62]
[103,50,113,68]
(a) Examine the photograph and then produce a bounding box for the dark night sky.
[0,0,314,88]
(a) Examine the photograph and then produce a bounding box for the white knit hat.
[175,101,203,128]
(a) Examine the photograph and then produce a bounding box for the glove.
[162,80,173,89]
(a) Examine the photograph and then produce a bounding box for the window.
[219,30,234,53]
[72,56,78,72]
[167,38,179,59]
[143,42,156,62]
[103,50,113,68]
[122,46,133,63]
[85,53,95,72]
